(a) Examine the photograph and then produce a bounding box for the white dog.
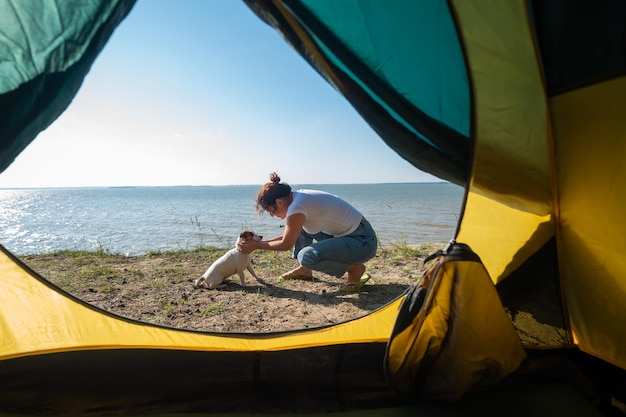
[193,230,262,289]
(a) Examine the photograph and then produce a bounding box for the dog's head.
[239,230,263,242]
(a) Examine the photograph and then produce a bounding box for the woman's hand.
[237,239,258,254]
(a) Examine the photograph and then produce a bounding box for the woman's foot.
[346,263,366,283]
[339,264,369,293]
[340,273,371,293]
[280,266,313,280]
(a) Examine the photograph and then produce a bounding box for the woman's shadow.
[220,274,410,310]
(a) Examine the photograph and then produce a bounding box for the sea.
[0,183,464,256]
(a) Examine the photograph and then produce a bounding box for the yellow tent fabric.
[454,0,554,283]
[0,246,400,359]
[551,76,626,367]
[453,1,626,371]
[1,0,626,414]
[385,243,526,401]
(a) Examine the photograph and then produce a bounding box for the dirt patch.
[22,243,444,333]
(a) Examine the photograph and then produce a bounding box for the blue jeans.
[293,218,378,278]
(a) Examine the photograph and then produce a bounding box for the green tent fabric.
[1,0,626,415]
[246,0,471,186]
[0,0,136,173]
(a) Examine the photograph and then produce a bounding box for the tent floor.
[0,381,612,417]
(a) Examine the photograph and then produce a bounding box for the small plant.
[190,215,203,231]
[78,265,121,281]
[161,301,175,317]
[209,227,228,248]
[152,277,168,288]
[198,302,227,317]
[388,241,425,258]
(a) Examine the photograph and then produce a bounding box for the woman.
[237,172,378,292]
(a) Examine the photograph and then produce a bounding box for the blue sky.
[0,1,439,188]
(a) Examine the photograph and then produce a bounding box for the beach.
[22,242,445,333]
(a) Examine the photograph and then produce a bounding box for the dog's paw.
[193,278,208,289]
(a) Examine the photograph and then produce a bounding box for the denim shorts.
[293,218,378,278]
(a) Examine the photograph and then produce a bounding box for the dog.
[193,230,262,289]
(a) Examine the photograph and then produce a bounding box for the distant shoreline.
[10,240,450,258]
[0,181,453,191]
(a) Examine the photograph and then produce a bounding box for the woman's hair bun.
[269,172,281,184]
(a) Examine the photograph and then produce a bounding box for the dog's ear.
[239,230,253,239]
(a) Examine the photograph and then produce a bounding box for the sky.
[0,1,440,188]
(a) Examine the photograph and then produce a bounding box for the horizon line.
[0,180,452,190]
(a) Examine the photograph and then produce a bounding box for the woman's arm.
[238,213,305,253]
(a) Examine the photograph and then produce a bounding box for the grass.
[21,241,445,332]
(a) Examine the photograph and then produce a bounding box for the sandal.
[280,271,313,280]
[340,274,371,293]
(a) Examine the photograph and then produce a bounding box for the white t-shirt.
[287,190,363,237]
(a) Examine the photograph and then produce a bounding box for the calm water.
[0,183,464,256]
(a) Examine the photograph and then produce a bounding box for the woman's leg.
[297,220,377,279]
[293,230,333,259]
[282,230,333,278]
[346,263,366,281]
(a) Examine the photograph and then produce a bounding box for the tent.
[1,0,625,415]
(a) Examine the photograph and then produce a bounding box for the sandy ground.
[23,243,444,333]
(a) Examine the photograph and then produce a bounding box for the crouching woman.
[237,172,378,293]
